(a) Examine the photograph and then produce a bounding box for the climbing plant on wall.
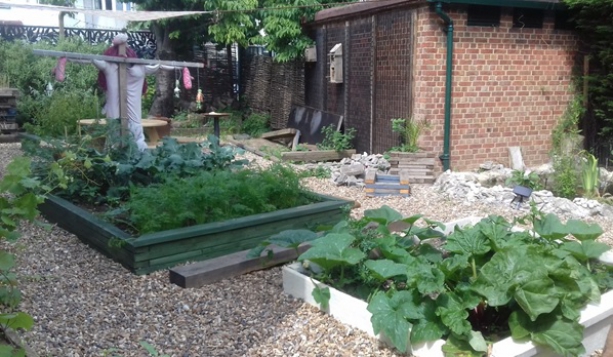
[563,0,613,140]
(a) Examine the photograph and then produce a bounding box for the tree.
[563,0,613,144]
[128,0,212,117]
[206,0,357,62]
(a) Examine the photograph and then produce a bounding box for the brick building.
[305,0,577,172]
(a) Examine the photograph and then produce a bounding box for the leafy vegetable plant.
[114,163,316,234]
[283,205,612,356]
[23,131,247,205]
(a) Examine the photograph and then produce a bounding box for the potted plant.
[271,204,613,357]
[387,117,435,182]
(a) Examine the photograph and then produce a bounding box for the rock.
[351,154,362,160]
[345,176,359,187]
[340,163,365,177]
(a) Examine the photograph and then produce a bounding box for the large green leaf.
[561,241,610,262]
[268,229,318,249]
[514,278,560,321]
[400,213,423,226]
[479,218,517,251]
[411,227,446,241]
[565,219,603,241]
[0,251,15,271]
[510,311,585,357]
[533,214,568,241]
[445,226,490,257]
[436,293,472,336]
[312,285,330,310]
[415,266,446,297]
[363,205,403,225]
[0,312,34,330]
[467,330,488,352]
[410,318,447,345]
[471,247,545,306]
[364,259,408,281]
[441,335,483,357]
[298,233,366,270]
[367,291,415,352]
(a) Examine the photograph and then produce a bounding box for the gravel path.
[0,143,611,357]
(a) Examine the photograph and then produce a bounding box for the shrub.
[242,111,270,137]
[553,155,578,199]
[318,124,356,151]
[505,170,542,190]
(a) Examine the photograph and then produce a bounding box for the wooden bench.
[78,118,169,148]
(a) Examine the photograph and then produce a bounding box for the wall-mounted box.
[329,43,343,83]
[304,46,317,62]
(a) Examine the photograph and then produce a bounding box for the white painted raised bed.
[282,217,613,357]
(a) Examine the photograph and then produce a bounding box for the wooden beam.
[281,149,356,162]
[118,43,128,135]
[31,49,205,68]
[169,244,311,288]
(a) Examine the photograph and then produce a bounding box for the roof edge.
[429,0,565,10]
[312,0,425,24]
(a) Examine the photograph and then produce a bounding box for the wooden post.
[58,11,66,39]
[583,55,590,107]
[118,43,128,136]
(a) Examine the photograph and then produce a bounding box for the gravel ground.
[1,142,612,357]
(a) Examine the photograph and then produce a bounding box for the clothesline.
[31,49,205,68]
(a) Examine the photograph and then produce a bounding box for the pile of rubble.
[433,170,613,221]
[301,153,391,186]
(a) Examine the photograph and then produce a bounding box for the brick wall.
[306,8,416,154]
[413,5,578,171]
[347,17,374,153]
[325,23,346,116]
[372,10,413,154]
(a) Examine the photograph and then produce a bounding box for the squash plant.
[0,156,66,355]
[256,205,613,356]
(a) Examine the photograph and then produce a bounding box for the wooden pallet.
[365,169,411,197]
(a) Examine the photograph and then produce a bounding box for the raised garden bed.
[283,262,613,357]
[278,206,613,357]
[39,193,351,275]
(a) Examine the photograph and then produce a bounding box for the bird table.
[78,118,169,148]
[203,112,230,139]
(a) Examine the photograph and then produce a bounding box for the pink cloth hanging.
[97,43,147,95]
[53,57,67,82]
[182,67,193,90]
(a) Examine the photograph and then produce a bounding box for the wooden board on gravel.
[169,243,311,288]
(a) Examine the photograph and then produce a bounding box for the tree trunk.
[148,24,176,118]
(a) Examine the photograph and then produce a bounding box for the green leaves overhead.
[205,0,358,62]
[298,233,366,270]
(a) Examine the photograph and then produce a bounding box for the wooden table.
[202,112,230,139]
[78,118,169,147]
